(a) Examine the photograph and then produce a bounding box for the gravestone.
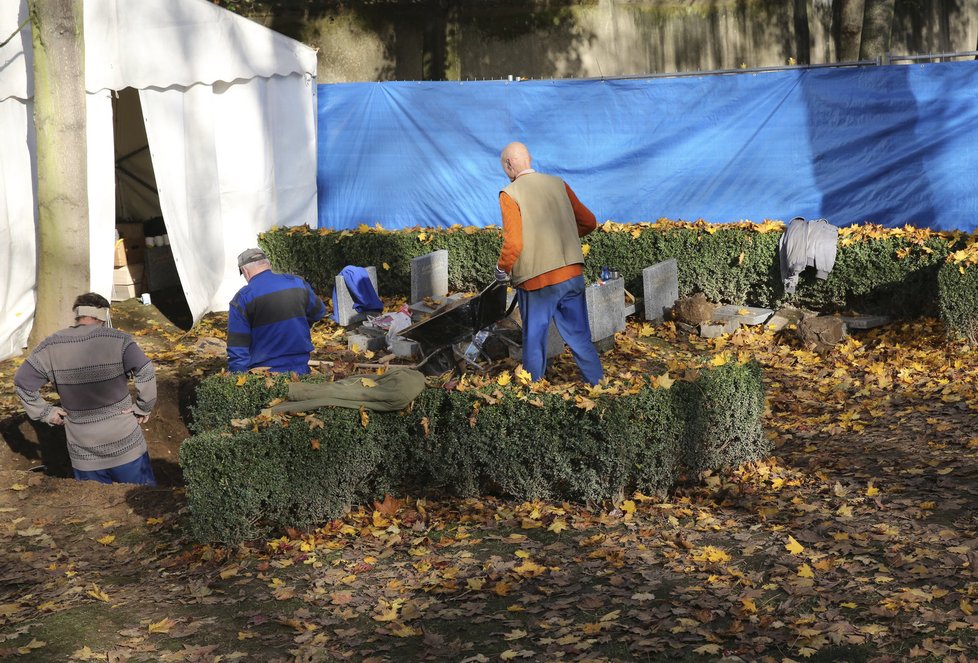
[642,259,679,322]
[585,278,626,348]
[410,250,449,304]
[335,266,379,327]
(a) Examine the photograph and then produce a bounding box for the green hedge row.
[181,361,767,543]
[258,223,964,319]
[938,259,978,343]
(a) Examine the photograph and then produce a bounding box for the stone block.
[585,278,626,342]
[642,259,679,322]
[840,314,892,330]
[347,327,387,353]
[388,335,422,360]
[593,336,616,353]
[334,266,380,327]
[699,319,739,338]
[765,315,791,332]
[410,250,449,304]
[712,304,774,326]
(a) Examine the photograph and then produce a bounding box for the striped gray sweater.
[14,324,156,472]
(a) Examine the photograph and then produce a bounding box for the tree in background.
[27,0,89,344]
[859,0,897,60]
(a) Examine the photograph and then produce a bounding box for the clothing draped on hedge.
[778,216,839,294]
[268,368,426,414]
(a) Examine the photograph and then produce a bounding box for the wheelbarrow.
[396,281,517,371]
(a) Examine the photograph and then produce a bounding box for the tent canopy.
[0,0,318,361]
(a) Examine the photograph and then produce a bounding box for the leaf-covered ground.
[2,303,978,662]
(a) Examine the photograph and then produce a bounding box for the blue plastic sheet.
[317,61,978,232]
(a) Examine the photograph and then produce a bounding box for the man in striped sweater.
[495,141,603,386]
[14,293,157,485]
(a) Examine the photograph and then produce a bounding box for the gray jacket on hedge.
[779,216,839,294]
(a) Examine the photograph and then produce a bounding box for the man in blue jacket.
[227,248,327,374]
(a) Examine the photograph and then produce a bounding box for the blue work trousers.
[73,451,157,486]
[516,275,603,386]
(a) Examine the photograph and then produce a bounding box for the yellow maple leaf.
[581,243,590,257]
[785,536,804,555]
[547,519,568,534]
[737,308,750,315]
[575,395,597,411]
[620,500,636,515]
[360,377,378,388]
[515,365,532,385]
[656,371,675,390]
[148,617,177,633]
[467,578,485,590]
[710,354,729,367]
[463,226,478,235]
[694,644,721,655]
[837,504,853,517]
[417,232,428,242]
[866,483,879,497]
[390,623,422,637]
[500,650,520,661]
[359,407,370,428]
[638,323,654,337]
[235,375,247,386]
[383,262,391,270]
[741,598,757,613]
[493,581,512,596]
[797,563,814,578]
[146,517,163,526]
[497,371,512,387]
[87,584,110,602]
[97,535,115,545]
[503,629,528,641]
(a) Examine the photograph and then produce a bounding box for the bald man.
[495,142,603,385]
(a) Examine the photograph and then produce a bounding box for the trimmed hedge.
[938,258,978,343]
[181,362,767,543]
[258,222,965,319]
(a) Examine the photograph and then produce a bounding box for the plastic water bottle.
[463,330,490,363]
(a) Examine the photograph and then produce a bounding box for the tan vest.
[502,172,585,286]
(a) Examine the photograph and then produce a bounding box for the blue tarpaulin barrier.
[317,61,978,232]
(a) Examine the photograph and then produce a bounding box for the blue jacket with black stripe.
[227,270,327,374]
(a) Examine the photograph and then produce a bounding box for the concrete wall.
[246,0,978,82]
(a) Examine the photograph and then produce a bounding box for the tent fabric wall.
[0,98,37,360]
[0,0,317,361]
[140,73,318,318]
[317,61,978,233]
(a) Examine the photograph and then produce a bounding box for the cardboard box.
[116,222,144,240]
[111,281,143,302]
[113,263,144,285]
[113,239,127,267]
[114,223,145,267]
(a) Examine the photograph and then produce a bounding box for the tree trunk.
[28,0,89,344]
[833,0,865,61]
[859,0,895,61]
[793,0,811,65]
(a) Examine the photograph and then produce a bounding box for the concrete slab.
[840,314,892,330]
[711,304,774,326]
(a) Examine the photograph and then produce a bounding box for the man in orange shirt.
[495,141,603,385]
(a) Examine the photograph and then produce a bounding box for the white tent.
[0,0,318,360]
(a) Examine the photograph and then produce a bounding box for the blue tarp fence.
[317,60,978,233]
